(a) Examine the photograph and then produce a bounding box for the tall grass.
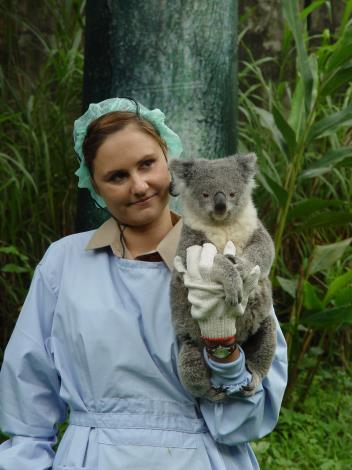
[238,0,352,407]
[0,0,85,354]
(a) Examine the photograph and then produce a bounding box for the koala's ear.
[169,159,195,182]
[237,152,257,180]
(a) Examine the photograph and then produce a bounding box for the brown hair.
[82,111,168,177]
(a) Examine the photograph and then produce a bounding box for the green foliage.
[238,0,352,407]
[252,366,352,469]
[0,0,85,347]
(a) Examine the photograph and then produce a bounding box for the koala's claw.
[225,292,241,307]
[223,280,243,307]
[240,371,261,397]
[204,387,226,402]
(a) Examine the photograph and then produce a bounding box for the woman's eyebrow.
[103,154,157,177]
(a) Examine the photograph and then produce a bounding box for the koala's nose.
[213,191,227,214]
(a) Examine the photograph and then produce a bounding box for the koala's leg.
[177,340,211,397]
[178,340,226,401]
[241,315,277,396]
[211,253,243,307]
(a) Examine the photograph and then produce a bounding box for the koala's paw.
[222,268,243,307]
[231,256,246,277]
[178,342,212,397]
[240,371,261,397]
[224,280,243,307]
[203,387,226,402]
[211,254,244,307]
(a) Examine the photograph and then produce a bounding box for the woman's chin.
[113,201,168,227]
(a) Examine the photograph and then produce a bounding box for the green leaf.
[309,346,324,356]
[288,77,306,139]
[253,106,287,159]
[276,276,298,298]
[283,1,314,114]
[0,112,22,125]
[324,270,352,305]
[335,287,352,307]
[0,151,38,193]
[300,0,326,19]
[325,27,352,74]
[307,105,352,142]
[287,198,345,222]
[0,245,29,262]
[272,104,297,158]
[255,171,281,208]
[308,53,319,112]
[1,263,30,274]
[302,304,352,329]
[302,212,352,229]
[338,1,352,36]
[303,281,324,310]
[261,173,288,207]
[301,147,352,178]
[308,238,352,276]
[321,66,352,97]
[0,246,22,256]
[311,147,352,167]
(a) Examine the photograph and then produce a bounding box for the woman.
[0,97,287,469]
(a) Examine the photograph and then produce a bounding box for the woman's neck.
[122,207,173,257]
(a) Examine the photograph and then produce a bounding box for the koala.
[169,153,277,401]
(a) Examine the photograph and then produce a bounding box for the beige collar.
[85,210,183,272]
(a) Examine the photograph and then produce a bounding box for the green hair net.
[73,97,183,208]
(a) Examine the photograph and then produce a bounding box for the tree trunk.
[77,0,238,231]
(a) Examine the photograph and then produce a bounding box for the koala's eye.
[202,192,209,198]
[229,192,235,198]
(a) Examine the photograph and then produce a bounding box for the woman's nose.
[131,173,149,195]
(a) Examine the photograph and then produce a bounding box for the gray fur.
[169,154,277,401]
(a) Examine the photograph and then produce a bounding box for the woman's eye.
[230,192,235,198]
[142,159,155,168]
[110,172,126,182]
[202,192,209,198]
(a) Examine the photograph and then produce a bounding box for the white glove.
[174,241,260,340]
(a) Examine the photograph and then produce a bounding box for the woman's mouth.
[132,194,157,205]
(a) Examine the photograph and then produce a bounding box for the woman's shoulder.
[37,230,97,285]
[43,230,96,260]
[50,229,96,250]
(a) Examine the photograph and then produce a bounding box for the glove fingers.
[199,243,217,281]
[186,245,202,278]
[174,255,186,274]
[223,240,236,257]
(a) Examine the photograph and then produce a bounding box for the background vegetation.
[0,0,351,467]
[0,0,84,351]
[239,0,352,407]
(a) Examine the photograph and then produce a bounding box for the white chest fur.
[183,201,258,254]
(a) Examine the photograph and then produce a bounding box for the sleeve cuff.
[203,345,252,395]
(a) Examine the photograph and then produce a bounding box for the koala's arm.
[198,311,288,445]
[240,221,274,277]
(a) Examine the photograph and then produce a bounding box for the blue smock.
[0,230,287,469]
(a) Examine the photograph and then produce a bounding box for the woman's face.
[91,123,171,226]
